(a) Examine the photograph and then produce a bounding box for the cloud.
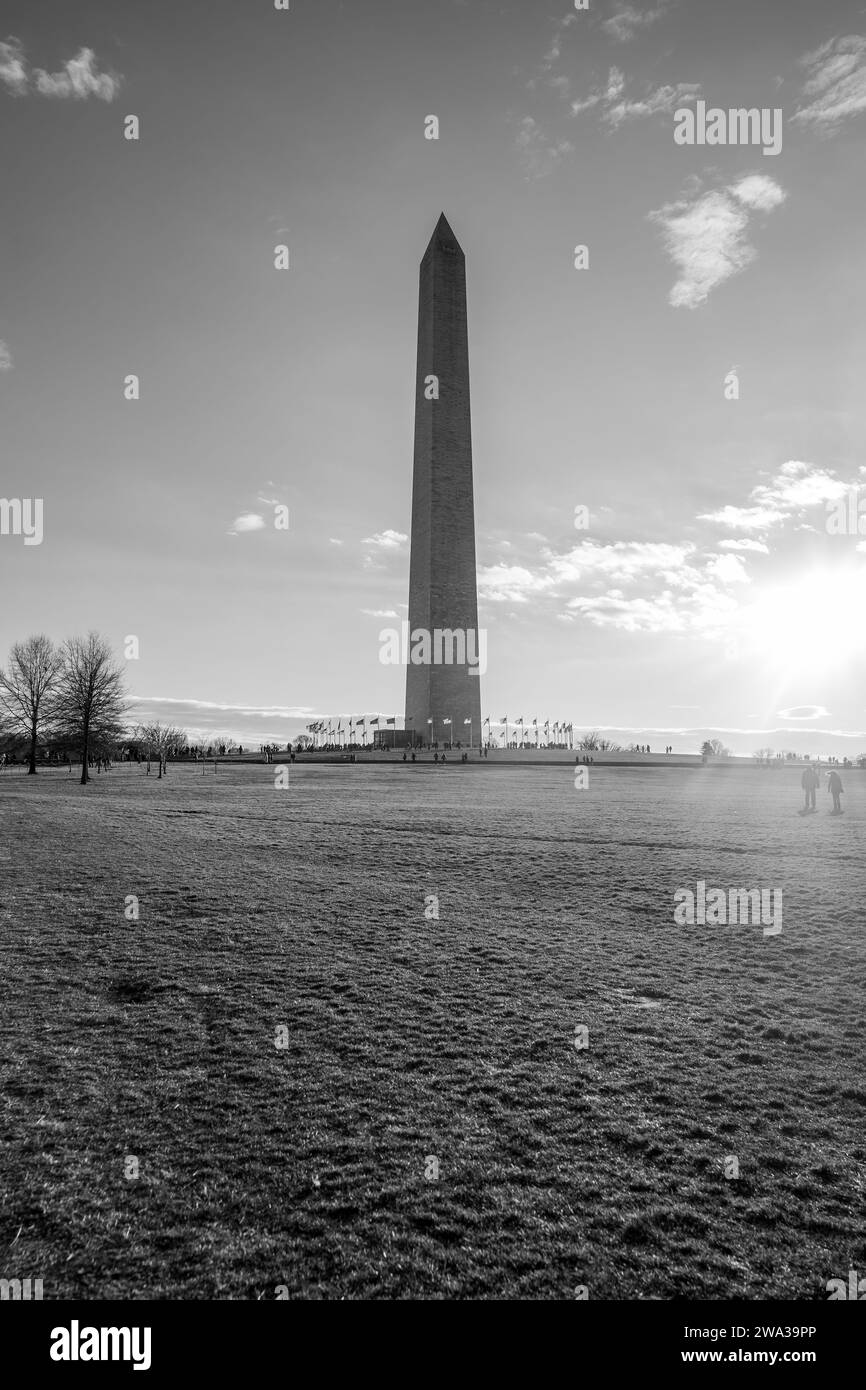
[361,608,398,618]
[719,538,770,553]
[227,512,266,535]
[700,461,850,530]
[777,705,830,721]
[0,38,27,95]
[706,553,750,585]
[128,695,316,741]
[1,40,121,101]
[478,563,555,604]
[0,340,12,371]
[568,65,700,128]
[516,115,574,177]
[479,539,754,636]
[602,2,673,44]
[33,47,121,101]
[649,173,786,309]
[132,696,314,718]
[731,173,787,213]
[328,537,343,546]
[362,529,407,550]
[541,12,578,73]
[699,503,788,532]
[794,34,866,132]
[605,81,700,128]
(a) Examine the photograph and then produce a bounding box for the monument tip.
[424,212,463,257]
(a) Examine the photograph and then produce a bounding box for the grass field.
[1,761,864,1299]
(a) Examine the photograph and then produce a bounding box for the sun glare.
[737,563,866,674]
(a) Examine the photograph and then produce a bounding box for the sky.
[1,0,865,754]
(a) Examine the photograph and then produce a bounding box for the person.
[828,768,844,814]
[801,763,819,812]
[411,751,416,763]
[433,752,438,763]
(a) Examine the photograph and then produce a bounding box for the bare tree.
[578,730,623,753]
[54,634,128,785]
[0,635,63,775]
[137,722,187,778]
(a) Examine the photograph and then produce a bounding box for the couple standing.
[801,765,843,814]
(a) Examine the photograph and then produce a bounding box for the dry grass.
[0,762,864,1299]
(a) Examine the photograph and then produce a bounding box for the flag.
[463,719,471,725]
[369,717,379,726]
[483,717,490,726]
[516,716,523,725]
[385,717,395,726]
[427,718,433,725]
[501,716,507,722]
[532,718,538,727]
[443,718,452,725]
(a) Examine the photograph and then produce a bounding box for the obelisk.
[405,214,483,748]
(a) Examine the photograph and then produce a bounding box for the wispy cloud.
[540,12,578,74]
[0,340,12,371]
[649,173,786,309]
[719,538,770,554]
[794,34,866,132]
[570,66,700,128]
[361,608,398,618]
[700,461,850,531]
[128,695,316,741]
[0,39,121,101]
[602,2,674,44]
[227,512,266,535]
[515,115,574,177]
[131,696,314,718]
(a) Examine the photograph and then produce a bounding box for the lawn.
[1,761,863,1299]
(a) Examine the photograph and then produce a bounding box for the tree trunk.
[80,728,90,785]
[28,719,37,775]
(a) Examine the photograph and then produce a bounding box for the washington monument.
[405,214,483,747]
